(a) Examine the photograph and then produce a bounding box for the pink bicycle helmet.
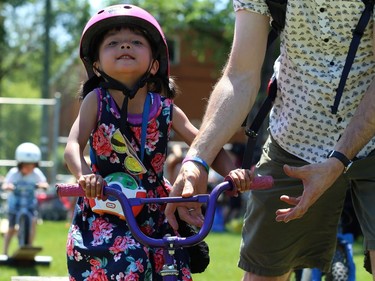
[80,4,169,79]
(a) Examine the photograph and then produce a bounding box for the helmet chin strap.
[96,67,151,119]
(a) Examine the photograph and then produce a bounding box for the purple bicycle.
[56,176,273,281]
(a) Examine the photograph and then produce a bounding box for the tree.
[105,0,235,66]
[0,0,92,176]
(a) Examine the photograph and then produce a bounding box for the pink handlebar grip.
[224,175,274,191]
[250,176,274,190]
[56,183,84,197]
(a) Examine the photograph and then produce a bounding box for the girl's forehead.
[104,26,146,37]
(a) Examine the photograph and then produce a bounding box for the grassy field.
[0,220,372,280]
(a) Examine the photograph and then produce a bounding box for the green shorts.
[238,135,375,276]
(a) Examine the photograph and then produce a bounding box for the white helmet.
[15,142,41,163]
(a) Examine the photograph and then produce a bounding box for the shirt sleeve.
[233,0,270,16]
[4,167,18,183]
[33,167,47,182]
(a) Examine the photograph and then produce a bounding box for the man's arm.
[187,10,270,166]
[165,10,270,230]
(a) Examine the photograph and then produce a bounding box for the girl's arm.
[64,92,97,178]
[171,105,236,177]
[64,91,104,198]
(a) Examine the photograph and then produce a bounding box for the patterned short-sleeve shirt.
[233,0,375,163]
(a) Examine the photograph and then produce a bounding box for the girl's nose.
[121,43,131,50]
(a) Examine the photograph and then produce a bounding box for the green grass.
[0,220,372,280]
[0,220,69,279]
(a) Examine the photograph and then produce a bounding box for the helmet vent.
[124,5,132,10]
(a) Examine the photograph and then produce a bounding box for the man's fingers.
[165,208,179,230]
[279,195,300,206]
[181,177,195,197]
[283,164,308,180]
[275,207,304,222]
[178,205,204,228]
[276,197,309,223]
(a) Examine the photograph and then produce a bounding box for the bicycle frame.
[56,176,273,281]
[14,183,37,247]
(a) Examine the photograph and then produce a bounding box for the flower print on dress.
[181,266,193,281]
[161,99,172,125]
[146,121,160,152]
[151,153,165,174]
[92,123,116,159]
[152,248,164,273]
[82,257,109,281]
[103,92,121,120]
[109,234,141,262]
[131,120,160,153]
[114,270,140,281]
[124,256,145,276]
[154,185,168,199]
[89,216,115,246]
[73,250,83,262]
[140,217,156,236]
[145,189,158,212]
[109,152,120,164]
[67,225,79,259]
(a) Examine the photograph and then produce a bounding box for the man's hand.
[275,159,344,222]
[165,161,208,230]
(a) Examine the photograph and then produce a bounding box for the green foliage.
[0,0,91,178]
[0,80,43,176]
[106,0,234,67]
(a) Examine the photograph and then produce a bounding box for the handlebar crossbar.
[56,176,273,248]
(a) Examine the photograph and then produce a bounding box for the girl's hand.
[78,174,105,199]
[2,182,15,191]
[226,168,253,195]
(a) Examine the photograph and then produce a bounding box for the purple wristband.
[182,156,210,173]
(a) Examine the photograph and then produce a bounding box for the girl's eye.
[108,40,118,46]
[132,40,143,45]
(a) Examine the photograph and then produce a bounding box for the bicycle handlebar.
[56,176,273,248]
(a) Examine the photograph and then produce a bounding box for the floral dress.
[67,88,192,281]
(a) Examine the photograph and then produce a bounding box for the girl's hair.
[78,25,177,100]
[17,162,38,170]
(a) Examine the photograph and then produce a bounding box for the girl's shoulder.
[81,89,99,107]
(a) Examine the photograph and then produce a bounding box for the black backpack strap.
[266,0,288,33]
[265,0,288,48]
[331,0,374,114]
[242,74,277,169]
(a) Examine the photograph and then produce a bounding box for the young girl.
[64,4,252,281]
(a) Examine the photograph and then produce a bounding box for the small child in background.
[1,142,48,256]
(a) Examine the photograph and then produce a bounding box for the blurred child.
[1,142,48,255]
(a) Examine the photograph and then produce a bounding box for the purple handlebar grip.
[56,183,84,197]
